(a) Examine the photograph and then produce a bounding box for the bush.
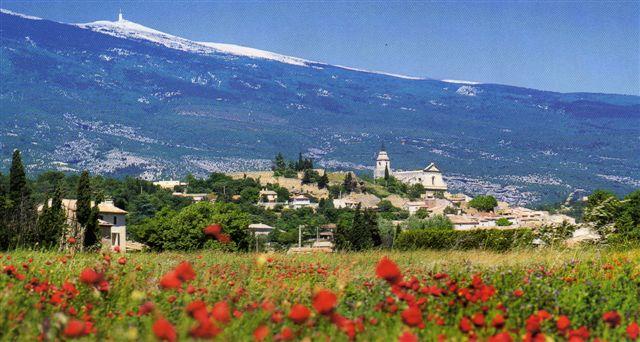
[394,228,534,252]
[496,217,513,226]
[468,195,498,212]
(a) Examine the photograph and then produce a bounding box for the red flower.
[288,304,311,324]
[525,314,541,334]
[627,322,639,340]
[556,315,571,332]
[63,319,89,338]
[401,305,423,327]
[513,289,524,297]
[159,271,182,289]
[376,257,402,285]
[67,237,77,244]
[603,311,621,327]
[174,261,196,282]
[186,300,208,321]
[253,325,269,341]
[153,317,176,342]
[472,312,485,327]
[492,313,506,329]
[398,331,419,342]
[138,301,154,316]
[79,268,103,286]
[459,316,473,333]
[203,224,222,236]
[275,326,294,341]
[568,326,590,341]
[189,320,221,339]
[212,301,231,323]
[217,233,232,244]
[313,289,337,315]
[488,332,513,342]
[117,257,126,265]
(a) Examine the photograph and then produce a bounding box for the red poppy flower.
[189,320,221,339]
[138,301,154,316]
[217,233,232,244]
[603,311,621,327]
[556,315,570,332]
[186,300,208,321]
[253,325,269,341]
[204,224,222,236]
[117,257,126,265]
[153,317,176,342]
[398,331,419,342]
[459,316,473,333]
[472,313,485,327]
[79,268,103,286]
[401,306,423,327]
[288,304,311,324]
[159,271,182,289]
[67,237,77,244]
[212,301,231,323]
[376,257,402,285]
[488,332,513,342]
[492,313,506,329]
[63,319,88,338]
[627,322,639,340]
[275,326,294,341]
[568,326,590,340]
[313,289,337,315]
[174,261,196,282]
[513,289,524,297]
[525,314,541,334]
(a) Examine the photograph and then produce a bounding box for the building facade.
[373,148,448,194]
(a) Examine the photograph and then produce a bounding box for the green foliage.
[414,208,429,219]
[535,222,576,246]
[407,183,425,200]
[468,195,498,212]
[342,172,357,194]
[496,217,513,226]
[443,206,458,215]
[395,228,534,251]
[132,201,253,251]
[35,183,66,248]
[403,214,453,230]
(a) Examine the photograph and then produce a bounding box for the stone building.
[373,147,448,195]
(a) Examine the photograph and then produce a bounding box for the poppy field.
[1,248,640,341]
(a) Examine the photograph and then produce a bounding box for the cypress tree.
[384,165,390,181]
[318,171,329,189]
[8,150,34,248]
[76,171,99,249]
[365,209,382,247]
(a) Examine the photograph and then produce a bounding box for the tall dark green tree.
[36,183,67,249]
[384,166,390,181]
[0,172,7,249]
[301,169,313,185]
[347,204,373,251]
[343,172,357,194]
[8,150,35,248]
[317,171,329,189]
[365,209,382,247]
[76,171,99,249]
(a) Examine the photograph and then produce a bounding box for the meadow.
[1,248,639,341]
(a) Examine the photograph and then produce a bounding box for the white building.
[289,195,313,209]
[38,199,127,252]
[373,148,448,194]
[248,223,275,236]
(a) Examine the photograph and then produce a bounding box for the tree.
[496,218,513,226]
[301,169,313,185]
[365,209,381,247]
[76,171,100,249]
[274,153,286,172]
[8,149,34,248]
[343,172,357,194]
[384,165,390,181]
[317,171,329,189]
[468,195,498,212]
[584,190,619,230]
[614,190,640,238]
[35,183,66,249]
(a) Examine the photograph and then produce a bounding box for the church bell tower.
[374,143,391,180]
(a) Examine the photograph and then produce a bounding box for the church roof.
[423,163,440,172]
[376,151,390,161]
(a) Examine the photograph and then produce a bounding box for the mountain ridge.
[1,9,639,205]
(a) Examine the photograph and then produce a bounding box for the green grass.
[1,248,639,341]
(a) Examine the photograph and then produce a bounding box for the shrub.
[496,218,513,226]
[394,228,534,251]
[468,195,498,212]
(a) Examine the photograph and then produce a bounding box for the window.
[113,216,117,225]
[432,176,435,185]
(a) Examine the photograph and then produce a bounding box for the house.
[38,199,127,252]
[289,195,313,209]
[404,201,429,216]
[248,223,275,236]
[259,189,278,203]
[172,191,215,202]
[448,215,480,230]
[153,180,187,190]
[333,198,359,209]
[373,147,448,195]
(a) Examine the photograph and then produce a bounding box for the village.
[30,146,593,253]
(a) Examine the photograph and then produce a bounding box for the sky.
[2,1,639,95]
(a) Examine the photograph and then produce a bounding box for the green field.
[1,248,639,341]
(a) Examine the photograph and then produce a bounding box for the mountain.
[1,9,639,205]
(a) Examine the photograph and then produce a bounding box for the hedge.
[394,228,534,252]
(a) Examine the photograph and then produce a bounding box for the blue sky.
[3,1,639,95]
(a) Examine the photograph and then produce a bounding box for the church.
[373,147,448,194]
